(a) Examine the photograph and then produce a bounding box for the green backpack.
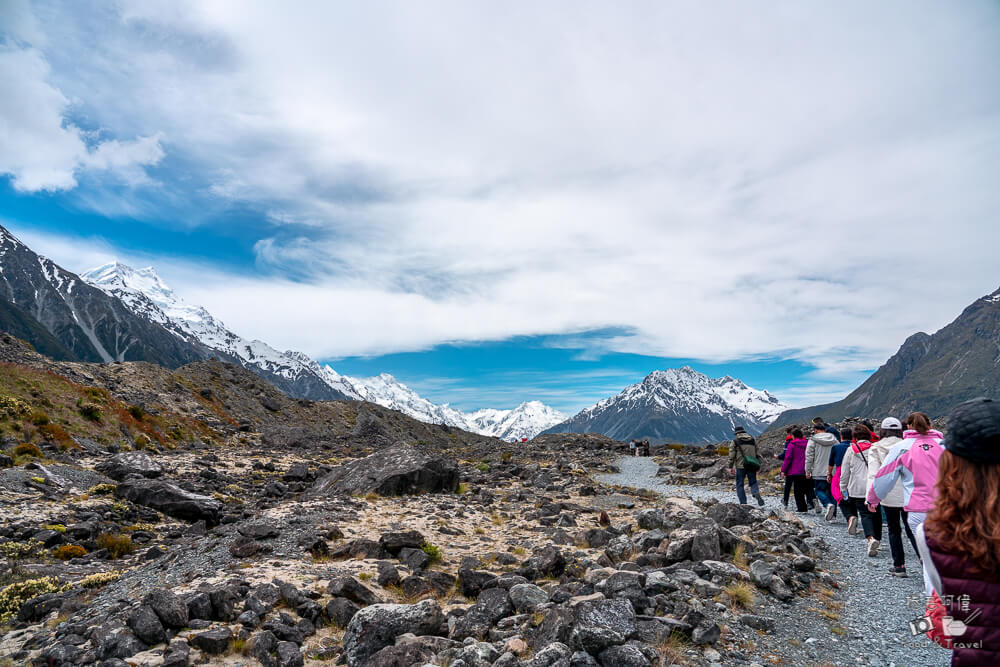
[736,434,760,472]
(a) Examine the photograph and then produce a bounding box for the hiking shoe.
[812,498,822,513]
[848,516,858,535]
[889,566,908,577]
[867,539,880,557]
[755,494,765,507]
[824,505,836,521]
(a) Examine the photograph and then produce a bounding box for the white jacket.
[805,432,838,479]
[865,436,904,507]
[840,441,874,500]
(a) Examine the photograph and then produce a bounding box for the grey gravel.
[598,456,949,667]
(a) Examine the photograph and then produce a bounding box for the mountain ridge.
[770,286,1000,428]
[545,366,787,443]
[81,260,564,439]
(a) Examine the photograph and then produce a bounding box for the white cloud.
[6,1,1000,400]
[0,36,164,191]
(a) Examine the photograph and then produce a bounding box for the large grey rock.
[342,600,445,667]
[569,598,636,654]
[144,589,189,629]
[509,583,549,612]
[597,644,651,666]
[307,443,459,497]
[189,626,233,654]
[749,560,774,588]
[115,478,223,526]
[450,588,513,640]
[126,605,165,645]
[328,575,381,606]
[96,452,163,481]
[706,502,763,529]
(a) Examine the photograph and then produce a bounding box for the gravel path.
[597,456,949,667]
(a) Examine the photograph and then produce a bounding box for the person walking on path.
[917,397,1000,664]
[781,428,811,512]
[829,427,853,524]
[864,417,915,577]
[806,424,839,517]
[869,412,944,594]
[728,426,764,506]
[813,416,842,440]
[841,424,882,556]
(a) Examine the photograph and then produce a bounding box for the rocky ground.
[0,338,949,666]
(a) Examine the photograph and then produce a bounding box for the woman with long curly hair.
[917,397,1000,665]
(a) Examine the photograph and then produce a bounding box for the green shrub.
[87,483,116,496]
[95,533,134,560]
[41,524,66,533]
[29,412,49,426]
[475,462,490,472]
[420,541,442,563]
[77,403,101,422]
[13,442,42,458]
[78,571,119,589]
[52,544,87,561]
[0,395,31,419]
[127,405,145,421]
[0,577,65,624]
[0,540,41,560]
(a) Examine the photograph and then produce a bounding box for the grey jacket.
[865,436,904,507]
[805,432,838,479]
[840,441,873,500]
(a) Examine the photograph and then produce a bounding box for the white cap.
[881,417,902,430]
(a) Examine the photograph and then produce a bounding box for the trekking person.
[780,428,810,512]
[776,427,795,507]
[840,423,882,556]
[864,417,914,576]
[629,439,637,456]
[728,426,764,506]
[828,427,852,523]
[868,411,944,594]
[812,416,842,440]
[806,424,839,517]
[917,397,1000,664]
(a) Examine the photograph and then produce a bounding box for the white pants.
[908,512,933,596]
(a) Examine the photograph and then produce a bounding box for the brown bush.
[13,442,42,458]
[95,533,134,560]
[38,424,78,451]
[51,544,87,560]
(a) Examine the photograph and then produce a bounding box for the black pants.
[839,497,856,521]
[787,475,811,511]
[852,498,882,541]
[883,506,919,568]
[783,475,817,506]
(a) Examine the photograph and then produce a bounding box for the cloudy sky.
[2,1,998,413]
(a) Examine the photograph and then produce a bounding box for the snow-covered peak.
[82,261,567,440]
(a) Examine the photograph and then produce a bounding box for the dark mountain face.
[0,298,77,361]
[0,225,210,367]
[772,288,1000,427]
[544,367,787,444]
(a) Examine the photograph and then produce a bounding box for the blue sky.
[2,1,999,414]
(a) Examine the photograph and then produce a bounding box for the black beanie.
[946,397,1000,464]
[733,426,746,434]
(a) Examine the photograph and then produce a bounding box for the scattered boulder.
[96,452,163,480]
[306,443,459,497]
[342,600,445,667]
[115,478,223,526]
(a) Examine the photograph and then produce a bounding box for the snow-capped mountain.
[544,366,787,444]
[0,226,209,366]
[81,261,563,439]
[83,262,352,401]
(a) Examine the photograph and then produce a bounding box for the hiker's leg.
[735,468,747,504]
[885,507,905,568]
[902,510,920,559]
[792,476,809,511]
[747,470,760,498]
[782,476,793,505]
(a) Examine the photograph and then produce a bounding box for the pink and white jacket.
[867,429,944,512]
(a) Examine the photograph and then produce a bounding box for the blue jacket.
[829,441,850,468]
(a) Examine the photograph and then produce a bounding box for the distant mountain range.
[772,286,1000,427]
[0,224,564,439]
[544,367,788,444]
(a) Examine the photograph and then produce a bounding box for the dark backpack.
[735,433,760,472]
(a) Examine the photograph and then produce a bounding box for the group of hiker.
[628,438,650,456]
[727,398,1000,664]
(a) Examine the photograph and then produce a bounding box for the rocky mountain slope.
[0,225,211,367]
[0,336,839,667]
[545,367,787,444]
[82,262,351,402]
[81,261,564,438]
[772,286,1000,427]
